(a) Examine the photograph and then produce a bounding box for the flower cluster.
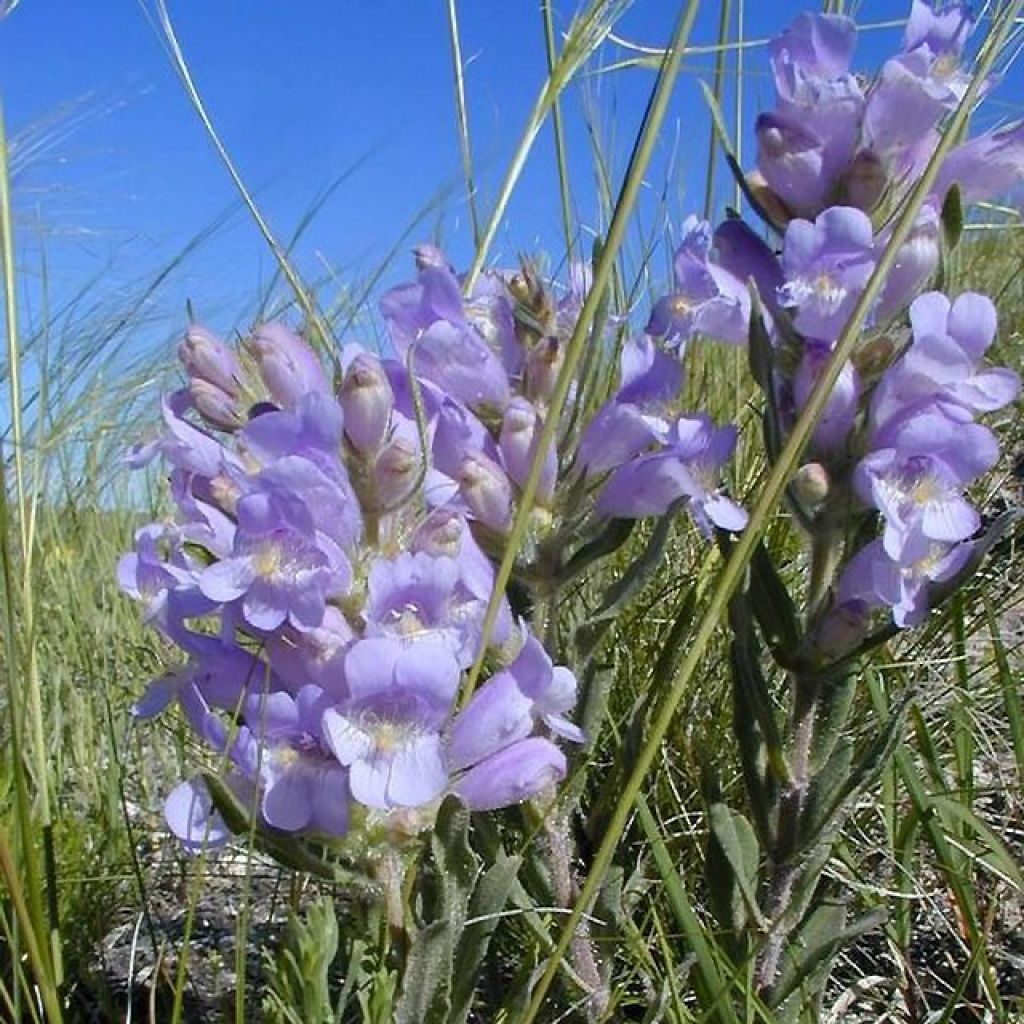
[641,2,1020,644]
[122,247,746,852]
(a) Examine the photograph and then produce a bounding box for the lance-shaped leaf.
[748,539,802,666]
[797,685,915,852]
[808,671,856,773]
[396,797,479,1023]
[771,903,886,1015]
[554,516,636,588]
[573,500,684,664]
[449,853,524,1024]
[940,183,964,252]
[706,803,765,939]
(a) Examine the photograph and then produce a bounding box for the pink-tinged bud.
[178,325,241,395]
[189,379,245,431]
[791,462,830,507]
[843,149,888,214]
[340,353,394,455]
[414,243,450,272]
[524,337,563,403]
[413,507,464,559]
[374,436,420,509]
[245,322,327,408]
[499,398,556,503]
[458,451,514,533]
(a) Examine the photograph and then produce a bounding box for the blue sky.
[1,1,1019,347]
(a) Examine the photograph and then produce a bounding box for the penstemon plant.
[116,1,1024,1021]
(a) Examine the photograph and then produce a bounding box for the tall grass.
[1,1,1024,1021]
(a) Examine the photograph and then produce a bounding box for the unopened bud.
[178,325,241,395]
[413,243,449,273]
[245,322,327,408]
[744,169,793,231]
[852,334,898,379]
[812,599,870,660]
[524,337,563,403]
[843,149,888,213]
[458,451,513,533]
[189,379,245,431]
[413,507,464,559]
[374,437,420,509]
[792,462,830,507]
[340,353,394,455]
[499,397,556,502]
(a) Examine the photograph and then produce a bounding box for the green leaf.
[572,501,683,662]
[771,903,886,1013]
[940,182,964,250]
[748,540,802,664]
[808,672,856,772]
[448,854,523,1024]
[706,803,764,936]
[395,920,455,1024]
[396,797,480,1024]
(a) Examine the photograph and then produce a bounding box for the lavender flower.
[646,216,750,348]
[778,206,876,341]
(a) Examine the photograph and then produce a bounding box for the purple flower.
[646,217,750,348]
[199,487,351,632]
[164,778,235,853]
[712,219,785,316]
[904,1,974,56]
[179,325,242,396]
[242,686,349,835]
[597,415,747,534]
[779,207,876,341]
[380,259,512,414]
[453,738,566,811]
[365,551,483,666]
[931,121,1024,207]
[871,291,1020,439]
[769,11,857,103]
[838,536,971,627]
[340,352,394,455]
[457,450,514,534]
[874,205,940,324]
[792,342,860,456]
[244,322,328,409]
[578,335,679,475]
[499,398,557,503]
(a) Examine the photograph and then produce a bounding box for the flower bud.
[524,337,563,403]
[413,243,449,272]
[499,398,556,503]
[791,462,830,507]
[874,206,940,325]
[245,322,328,408]
[340,353,394,455]
[852,334,898,379]
[189,379,245,431]
[178,325,241,395]
[812,599,870,660]
[842,149,888,213]
[413,507,464,559]
[373,437,421,509]
[458,451,514,533]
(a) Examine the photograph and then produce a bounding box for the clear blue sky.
[1,1,1020,347]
